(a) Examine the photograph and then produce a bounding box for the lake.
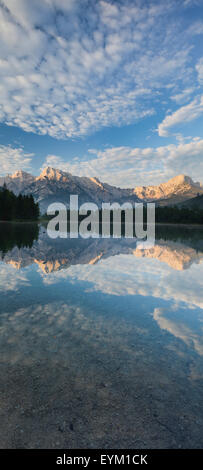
[0,222,203,449]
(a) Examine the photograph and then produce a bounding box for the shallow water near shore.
[0,222,203,449]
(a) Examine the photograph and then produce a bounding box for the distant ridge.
[0,168,203,212]
[133,173,203,204]
[178,194,203,210]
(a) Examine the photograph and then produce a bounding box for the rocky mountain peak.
[11,170,33,180]
[166,174,200,187]
[0,168,203,210]
[37,167,71,181]
[133,174,203,203]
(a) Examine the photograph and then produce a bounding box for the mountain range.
[0,167,203,212]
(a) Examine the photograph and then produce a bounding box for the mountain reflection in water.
[0,223,203,449]
[0,223,203,272]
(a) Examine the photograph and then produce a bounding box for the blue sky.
[0,0,203,187]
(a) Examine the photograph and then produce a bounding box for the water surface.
[0,223,203,448]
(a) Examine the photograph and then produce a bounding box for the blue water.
[0,223,203,448]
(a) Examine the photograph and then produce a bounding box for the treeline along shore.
[42,205,203,226]
[0,184,203,225]
[0,184,39,221]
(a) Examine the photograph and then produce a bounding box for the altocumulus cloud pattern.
[0,0,202,140]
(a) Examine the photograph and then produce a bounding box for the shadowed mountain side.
[0,167,137,212]
[0,168,203,211]
[178,194,203,210]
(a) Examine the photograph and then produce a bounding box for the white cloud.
[43,137,203,187]
[0,145,33,175]
[170,87,195,104]
[158,95,203,137]
[0,0,199,139]
[187,20,203,35]
[183,0,203,6]
[196,58,203,84]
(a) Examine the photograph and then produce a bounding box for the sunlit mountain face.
[1,1,203,187]
[0,222,203,448]
[0,169,203,212]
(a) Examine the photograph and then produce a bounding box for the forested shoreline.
[1,184,203,225]
[0,185,39,221]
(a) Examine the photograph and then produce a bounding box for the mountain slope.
[133,174,203,205]
[0,166,137,211]
[0,168,202,211]
[178,194,203,210]
[0,170,35,195]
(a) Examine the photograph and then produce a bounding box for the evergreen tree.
[0,186,40,221]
